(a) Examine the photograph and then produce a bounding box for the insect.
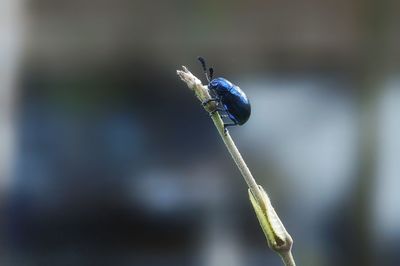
[198,56,251,131]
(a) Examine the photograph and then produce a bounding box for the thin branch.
[177,66,296,266]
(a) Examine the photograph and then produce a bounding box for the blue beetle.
[198,57,251,131]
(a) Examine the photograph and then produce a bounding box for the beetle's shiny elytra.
[198,57,251,129]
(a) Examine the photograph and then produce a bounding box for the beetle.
[198,56,251,131]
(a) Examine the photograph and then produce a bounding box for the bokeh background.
[1,0,399,265]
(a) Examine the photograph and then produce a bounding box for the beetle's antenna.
[198,56,210,82]
[209,67,214,80]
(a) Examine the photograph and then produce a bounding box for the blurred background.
[1,0,399,265]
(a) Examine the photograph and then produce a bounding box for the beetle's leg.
[224,122,238,128]
[223,121,238,134]
[202,98,219,106]
[216,109,229,118]
[209,107,225,117]
[203,97,224,116]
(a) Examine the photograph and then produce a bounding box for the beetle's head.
[208,77,232,94]
[198,57,232,94]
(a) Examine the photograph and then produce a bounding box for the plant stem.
[177,66,296,266]
[210,112,265,203]
[280,251,295,266]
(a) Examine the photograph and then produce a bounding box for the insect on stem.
[177,64,296,266]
